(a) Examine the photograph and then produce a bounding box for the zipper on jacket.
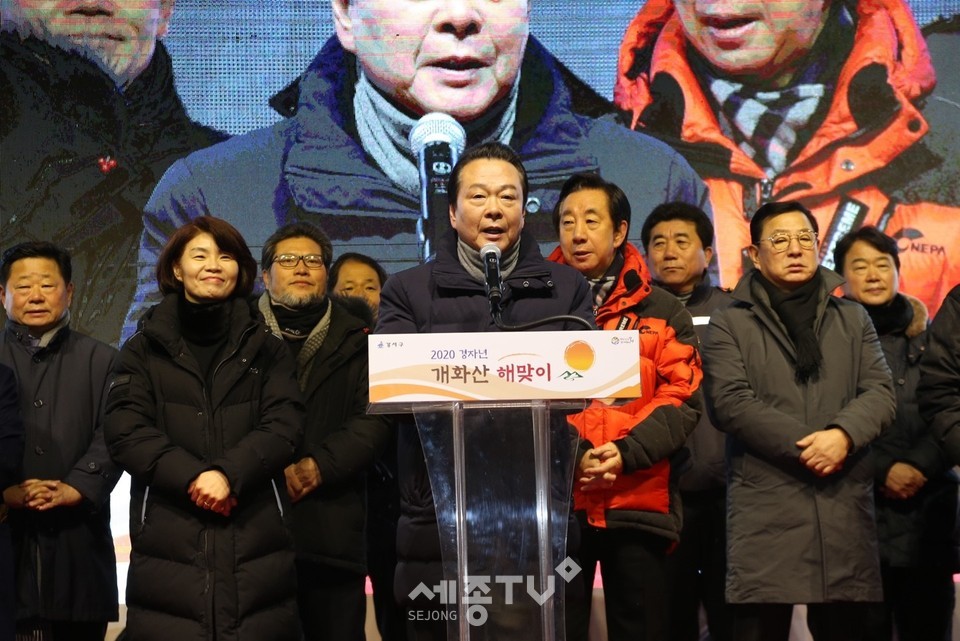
[271,479,284,517]
[202,529,211,596]
[140,486,150,528]
[207,324,256,459]
[200,383,213,461]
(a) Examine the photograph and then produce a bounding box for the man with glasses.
[700,201,895,640]
[259,222,390,641]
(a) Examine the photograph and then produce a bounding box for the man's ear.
[65,282,75,308]
[449,204,458,229]
[331,0,357,53]
[157,0,175,39]
[747,245,761,271]
[613,220,628,250]
[704,245,714,267]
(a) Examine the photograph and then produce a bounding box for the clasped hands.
[881,462,926,500]
[797,427,852,477]
[578,442,624,492]
[3,479,82,511]
[284,456,321,503]
[188,470,236,516]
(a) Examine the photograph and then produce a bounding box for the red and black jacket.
[549,242,702,540]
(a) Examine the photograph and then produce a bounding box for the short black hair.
[328,252,389,293]
[750,201,819,244]
[447,141,528,206]
[261,222,334,271]
[833,225,900,274]
[156,217,258,298]
[552,173,631,233]
[0,241,72,286]
[640,201,714,251]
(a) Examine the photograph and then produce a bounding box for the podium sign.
[369,330,641,409]
[368,331,641,641]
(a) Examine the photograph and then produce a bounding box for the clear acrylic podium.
[379,399,586,641]
[368,329,641,640]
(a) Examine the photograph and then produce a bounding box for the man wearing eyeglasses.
[258,221,390,641]
[700,201,895,640]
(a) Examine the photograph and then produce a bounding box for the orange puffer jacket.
[615,0,960,316]
[549,243,702,540]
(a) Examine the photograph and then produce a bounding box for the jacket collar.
[433,228,553,292]
[277,36,607,222]
[732,267,844,349]
[258,292,370,393]
[651,271,717,306]
[548,241,654,320]
[732,267,844,305]
[684,273,717,307]
[139,293,259,359]
[3,317,71,354]
[616,0,935,185]
[1,31,192,146]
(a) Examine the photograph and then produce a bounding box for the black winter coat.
[0,31,226,346]
[920,284,960,465]
[104,295,304,641]
[867,294,960,570]
[0,363,23,639]
[259,295,389,573]
[0,323,120,623]
[675,277,733,493]
[0,363,22,505]
[376,229,594,603]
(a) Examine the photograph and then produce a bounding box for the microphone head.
[409,112,467,157]
[480,243,501,260]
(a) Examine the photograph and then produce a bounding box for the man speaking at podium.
[376,142,594,640]
[124,0,708,340]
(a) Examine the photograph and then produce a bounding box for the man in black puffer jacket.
[377,143,595,640]
[258,222,390,641]
[1,0,225,346]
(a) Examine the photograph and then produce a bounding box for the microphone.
[409,113,467,262]
[480,243,503,317]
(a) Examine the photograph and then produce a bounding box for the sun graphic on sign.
[564,341,595,371]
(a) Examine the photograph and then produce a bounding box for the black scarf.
[271,298,328,339]
[756,270,824,384]
[860,293,913,337]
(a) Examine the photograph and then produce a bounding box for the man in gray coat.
[701,201,895,641]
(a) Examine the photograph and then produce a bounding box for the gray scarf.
[457,239,521,284]
[353,68,520,195]
[258,293,332,391]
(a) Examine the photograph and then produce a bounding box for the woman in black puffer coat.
[105,217,304,641]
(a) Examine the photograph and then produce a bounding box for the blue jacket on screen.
[124,36,709,341]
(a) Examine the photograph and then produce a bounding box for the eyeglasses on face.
[758,230,818,253]
[273,254,325,269]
